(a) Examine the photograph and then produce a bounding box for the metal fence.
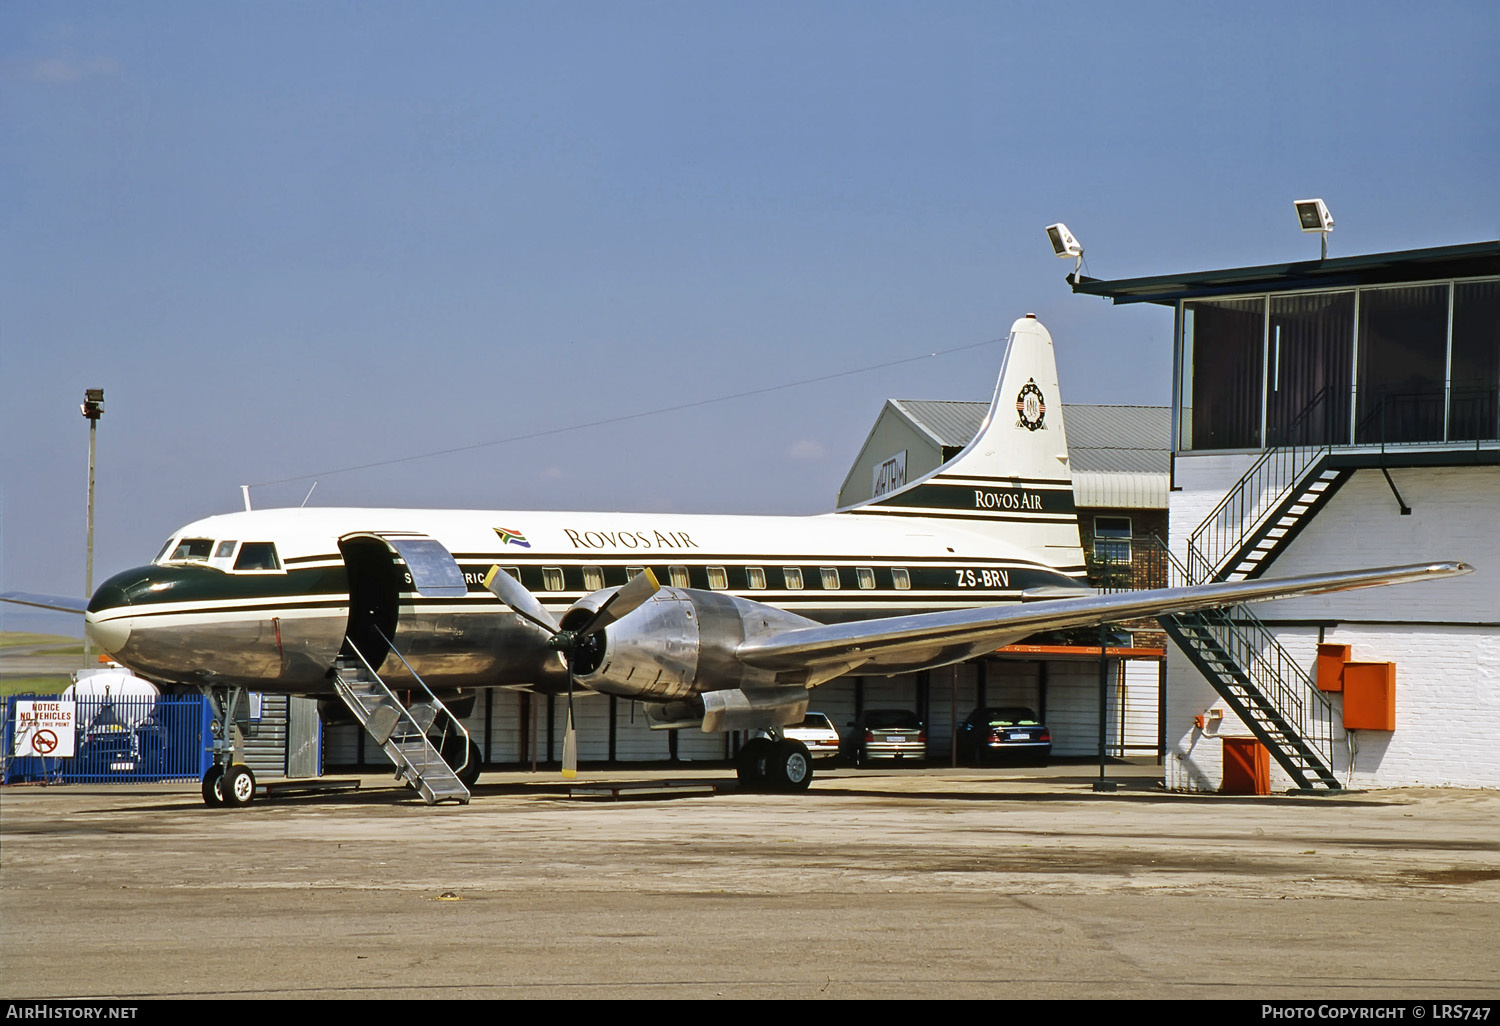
[3,694,211,784]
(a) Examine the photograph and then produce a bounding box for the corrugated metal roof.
[1073,471,1169,509]
[893,400,1169,476]
[888,399,987,449]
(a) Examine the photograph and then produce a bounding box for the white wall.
[1166,462,1500,791]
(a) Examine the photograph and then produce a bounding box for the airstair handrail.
[367,625,473,778]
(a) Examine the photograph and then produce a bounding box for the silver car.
[843,709,926,766]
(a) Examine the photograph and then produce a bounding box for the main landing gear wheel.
[221,764,257,807]
[736,738,773,788]
[764,739,814,792]
[201,766,225,807]
[444,735,483,788]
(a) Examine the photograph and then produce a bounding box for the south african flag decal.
[494,527,531,548]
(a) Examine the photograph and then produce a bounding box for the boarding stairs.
[332,636,472,805]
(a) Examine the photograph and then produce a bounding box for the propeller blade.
[576,567,661,636]
[483,565,560,634]
[561,696,578,779]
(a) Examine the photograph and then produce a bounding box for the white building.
[1073,240,1499,791]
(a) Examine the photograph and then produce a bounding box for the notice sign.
[14,700,76,758]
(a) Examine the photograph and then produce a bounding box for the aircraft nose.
[85,572,137,659]
[84,608,131,656]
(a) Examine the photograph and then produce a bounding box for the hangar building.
[1071,240,1499,791]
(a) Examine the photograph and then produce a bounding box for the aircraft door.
[338,532,469,673]
[339,536,402,671]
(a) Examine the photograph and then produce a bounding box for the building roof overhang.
[1069,240,1500,307]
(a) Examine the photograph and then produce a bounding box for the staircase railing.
[1187,442,1330,584]
[369,625,472,780]
[1121,535,1341,788]
[339,635,471,784]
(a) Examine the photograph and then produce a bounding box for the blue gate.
[3,694,211,784]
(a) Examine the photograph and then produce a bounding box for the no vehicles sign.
[14,701,76,758]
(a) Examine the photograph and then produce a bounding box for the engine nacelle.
[641,686,810,733]
[570,586,819,703]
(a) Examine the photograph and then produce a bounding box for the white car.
[784,712,842,761]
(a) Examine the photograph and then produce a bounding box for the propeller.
[482,565,660,777]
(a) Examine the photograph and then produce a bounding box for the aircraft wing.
[0,592,89,614]
[735,561,1471,673]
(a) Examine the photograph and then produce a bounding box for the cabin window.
[820,567,841,590]
[582,566,605,591]
[626,567,647,583]
[783,567,804,590]
[498,566,522,584]
[669,565,691,588]
[746,567,767,589]
[856,567,876,589]
[541,568,566,591]
[167,538,214,562]
[234,542,281,571]
[706,566,728,590]
[214,541,237,559]
[891,568,911,590]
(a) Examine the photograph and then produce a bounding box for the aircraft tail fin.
[840,315,1084,578]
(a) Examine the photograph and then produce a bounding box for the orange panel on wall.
[1343,661,1396,731]
[1221,736,1270,795]
[1317,643,1351,692]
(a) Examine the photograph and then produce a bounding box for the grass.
[0,632,83,650]
[1,675,73,697]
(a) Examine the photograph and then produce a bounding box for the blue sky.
[3,1,1497,631]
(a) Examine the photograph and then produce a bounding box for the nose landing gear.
[198,685,258,808]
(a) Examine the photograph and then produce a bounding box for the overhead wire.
[248,334,1008,490]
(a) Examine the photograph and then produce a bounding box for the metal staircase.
[1187,444,1349,584]
[332,635,473,805]
[1161,605,1340,790]
[1141,452,1349,790]
[1165,431,1349,787]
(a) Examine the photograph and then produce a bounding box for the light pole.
[82,388,104,661]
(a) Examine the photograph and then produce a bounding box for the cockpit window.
[154,539,174,563]
[167,538,214,562]
[214,541,237,559]
[233,542,281,571]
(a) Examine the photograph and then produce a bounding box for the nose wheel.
[198,685,258,808]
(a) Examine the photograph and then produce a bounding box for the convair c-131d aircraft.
[10,315,1470,806]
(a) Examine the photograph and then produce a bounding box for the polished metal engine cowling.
[571,587,819,702]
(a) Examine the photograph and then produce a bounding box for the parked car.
[843,709,926,766]
[783,712,842,761]
[957,706,1051,766]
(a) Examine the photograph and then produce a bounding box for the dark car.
[843,709,926,767]
[957,706,1051,766]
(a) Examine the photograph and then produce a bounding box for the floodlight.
[1293,199,1334,259]
[81,387,104,420]
[1046,223,1084,281]
[1294,198,1334,233]
[1045,223,1083,258]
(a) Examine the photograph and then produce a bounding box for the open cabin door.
[338,532,467,672]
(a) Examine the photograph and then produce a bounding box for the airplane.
[4,315,1472,807]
